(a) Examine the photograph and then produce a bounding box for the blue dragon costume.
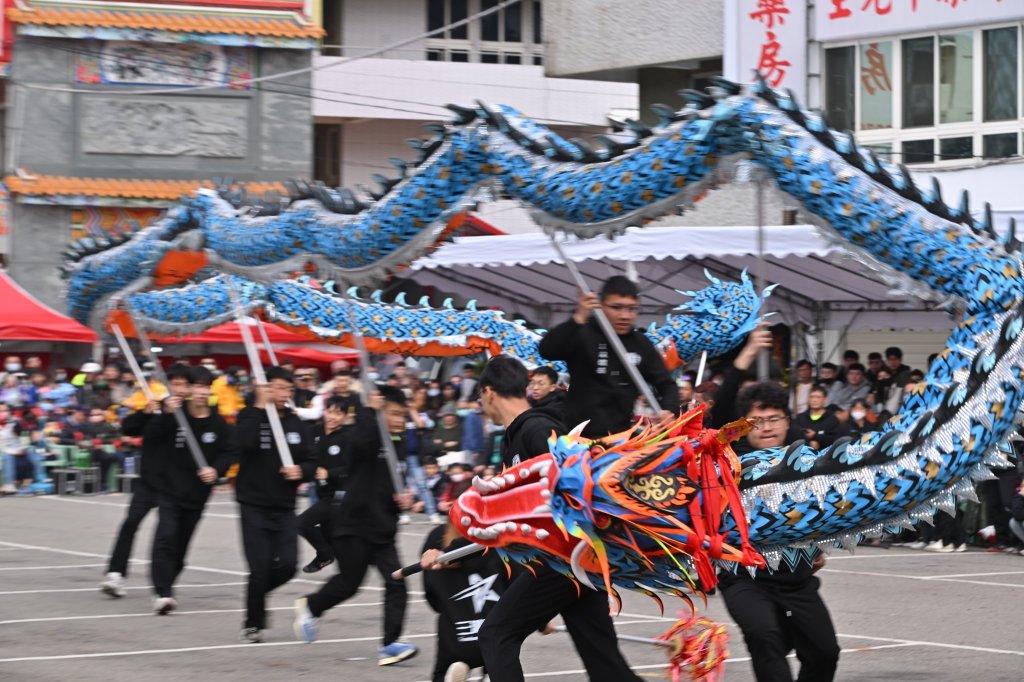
[64,77,1024,617]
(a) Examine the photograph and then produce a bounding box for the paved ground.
[1,490,1022,681]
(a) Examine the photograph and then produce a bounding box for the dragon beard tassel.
[658,615,729,682]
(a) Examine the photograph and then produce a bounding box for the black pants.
[106,478,158,577]
[478,566,641,682]
[297,498,334,561]
[305,535,406,646]
[720,575,840,682]
[981,469,1022,545]
[239,503,298,630]
[151,494,205,598]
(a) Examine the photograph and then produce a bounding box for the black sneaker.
[301,557,335,574]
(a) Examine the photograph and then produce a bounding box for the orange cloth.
[121,380,169,411]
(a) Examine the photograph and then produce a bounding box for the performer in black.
[463,356,643,682]
[297,396,350,573]
[708,327,841,682]
[419,478,509,682]
[148,365,236,614]
[100,367,187,598]
[235,366,315,643]
[293,386,418,667]
[537,275,679,437]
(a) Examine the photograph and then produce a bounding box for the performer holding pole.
[421,356,644,682]
[546,236,667,417]
[99,322,170,599]
[293,386,418,667]
[147,364,235,615]
[537,263,680,440]
[226,281,294,467]
[338,293,406,495]
[123,312,209,470]
[236,365,315,643]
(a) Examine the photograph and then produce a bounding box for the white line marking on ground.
[824,551,973,560]
[0,540,426,596]
[0,632,438,663]
[821,567,1024,588]
[0,563,110,571]
[0,541,112,559]
[0,599,427,625]
[37,496,240,519]
[838,633,1024,657]
[0,582,247,596]
[408,643,920,681]
[922,570,1024,579]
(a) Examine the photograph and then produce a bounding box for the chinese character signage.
[817,0,1024,42]
[725,0,808,101]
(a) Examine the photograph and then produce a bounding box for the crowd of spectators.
[0,354,562,518]
[3,343,1022,556]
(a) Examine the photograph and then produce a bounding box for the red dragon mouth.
[451,454,577,559]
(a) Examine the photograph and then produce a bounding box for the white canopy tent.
[401,224,957,362]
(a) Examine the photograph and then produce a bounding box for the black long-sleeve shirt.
[329,406,405,540]
[121,410,160,487]
[235,405,315,509]
[310,424,350,498]
[145,408,236,509]
[538,316,679,438]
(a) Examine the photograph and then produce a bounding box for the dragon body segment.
[62,80,1024,599]
[117,272,765,370]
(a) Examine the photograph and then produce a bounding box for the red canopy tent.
[0,271,97,342]
[158,321,325,345]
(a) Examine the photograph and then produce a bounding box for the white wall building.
[309,0,637,234]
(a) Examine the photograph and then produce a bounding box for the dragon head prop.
[452,406,765,613]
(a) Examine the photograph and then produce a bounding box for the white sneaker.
[153,596,177,615]
[444,661,471,682]
[398,513,412,525]
[100,572,126,598]
[952,544,967,553]
[906,540,927,550]
[429,513,443,525]
[925,541,952,553]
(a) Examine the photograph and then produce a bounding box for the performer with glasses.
[537,275,679,439]
[707,327,841,682]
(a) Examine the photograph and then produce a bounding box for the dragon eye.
[565,496,584,510]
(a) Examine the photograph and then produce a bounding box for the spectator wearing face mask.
[435,464,471,513]
[839,399,880,440]
[1,356,23,385]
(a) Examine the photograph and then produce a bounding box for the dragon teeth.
[504,474,517,485]
[532,504,551,514]
[540,489,551,498]
[535,529,550,540]
[519,468,531,479]
[461,516,471,526]
[520,524,532,534]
